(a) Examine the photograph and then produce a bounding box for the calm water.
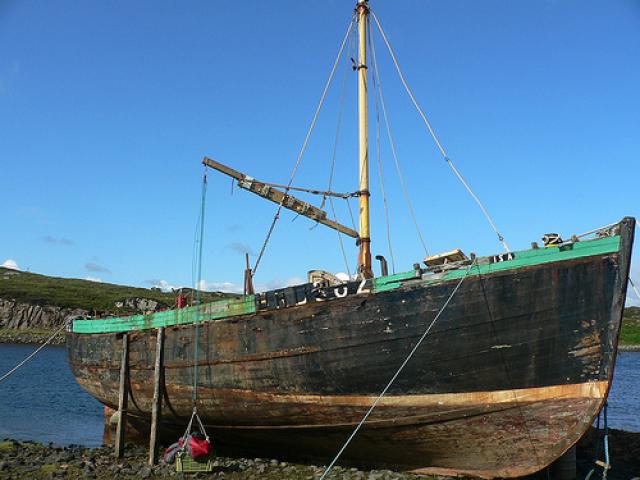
[0,344,638,447]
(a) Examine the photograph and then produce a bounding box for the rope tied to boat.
[319,263,474,479]
[584,402,611,480]
[191,168,208,406]
[252,14,357,276]
[369,8,510,253]
[0,319,71,385]
[181,406,210,444]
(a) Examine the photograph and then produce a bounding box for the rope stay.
[191,168,208,406]
[0,319,70,384]
[477,267,542,466]
[325,27,357,278]
[629,277,640,302]
[370,9,510,253]
[258,181,357,199]
[584,403,610,480]
[369,20,429,259]
[368,21,396,274]
[626,223,639,305]
[252,14,357,275]
[319,265,472,479]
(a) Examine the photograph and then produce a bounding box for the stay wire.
[368,22,397,273]
[370,10,510,253]
[629,277,640,301]
[324,26,356,277]
[319,266,472,479]
[192,168,208,406]
[477,267,542,468]
[0,320,70,384]
[252,14,356,275]
[369,20,428,259]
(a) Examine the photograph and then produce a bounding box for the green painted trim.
[73,235,620,334]
[72,295,256,334]
[373,270,420,293]
[373,235,621,292]
[440,235,620,282]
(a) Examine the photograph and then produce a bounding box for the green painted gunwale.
[72,234,620,334]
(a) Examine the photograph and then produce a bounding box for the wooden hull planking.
[67,218,635,477]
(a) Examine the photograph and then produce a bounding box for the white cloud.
[285,276,305,287]
[253,276,306,292]
[197,279,243,294]
[85,276,102,283]
[1,259,19,270]
[152,279,180,292]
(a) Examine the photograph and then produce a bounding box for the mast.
[356,0,372,278]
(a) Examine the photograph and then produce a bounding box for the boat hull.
[67,218,634,477]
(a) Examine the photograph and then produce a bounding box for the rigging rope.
[584,403,610,480]
[629,277,640,302]
[252,15,356,275]
[191,168,208,406]
[0,320,70,384]
[257,181,356,199]
[325,30,356,277]
[370,10,510,253]
[368,21,397,273]
[319,265,472,479]
[477,266,542,468]
[369,20,429,259]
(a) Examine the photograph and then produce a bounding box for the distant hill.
[621,306,639,346]
[624,306,639,324]
[0,267,233,315]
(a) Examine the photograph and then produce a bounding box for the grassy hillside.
[0,267,233,314]
[621,306,640,345]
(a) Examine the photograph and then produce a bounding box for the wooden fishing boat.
[67,2,635,477]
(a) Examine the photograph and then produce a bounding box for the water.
[607,352,640,432]
[0,345,638,447]
[0,344,104,446]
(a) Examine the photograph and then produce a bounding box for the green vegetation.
[620,306,640,346]
[0,441,14,452]
[0,267,234,314]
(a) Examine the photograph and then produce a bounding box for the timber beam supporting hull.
[67,218,635,478]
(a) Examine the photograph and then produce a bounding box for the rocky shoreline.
[0,329,65,346]
[1,428,639,480]
[0,440,427,480]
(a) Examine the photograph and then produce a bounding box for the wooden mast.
[357,0,372,278]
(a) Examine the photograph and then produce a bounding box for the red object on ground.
[188,436,211,459]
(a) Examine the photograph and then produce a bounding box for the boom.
[202,157,358,239]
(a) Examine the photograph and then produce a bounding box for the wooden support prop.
[114,333,129,459]
[148,328,165,465]
[202,156,358,238]
[244,253,255,296]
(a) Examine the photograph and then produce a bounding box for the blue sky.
[1,1,638,303]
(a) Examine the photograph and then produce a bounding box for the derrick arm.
[202,157,359,239]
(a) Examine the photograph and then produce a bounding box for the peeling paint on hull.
[66,218,635,478]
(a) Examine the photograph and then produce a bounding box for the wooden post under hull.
[148,328,165,465]
[114,333,129,459]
